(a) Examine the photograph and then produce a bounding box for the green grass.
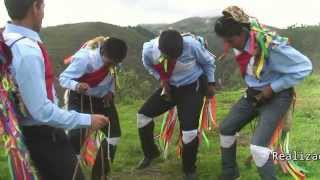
[1,75,319,180]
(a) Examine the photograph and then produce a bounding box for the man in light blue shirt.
[137,30,216,180]
[214,6,312,180]
[3,0,109,179]
[59,36,127,180]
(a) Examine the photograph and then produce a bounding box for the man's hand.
[207,85,216,99]
[253,85,274,106]
[90,114,109,131]
[76,82,90,94]
[261,85,274,100]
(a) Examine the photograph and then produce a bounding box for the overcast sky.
[1,0,319,28]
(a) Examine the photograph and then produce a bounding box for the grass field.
[1,75,319,180]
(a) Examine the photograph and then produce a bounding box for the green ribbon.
[159,55,168,73]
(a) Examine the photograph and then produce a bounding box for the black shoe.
[219,174,240,180]
[183,172,197,180]
[136,151,160,170]
[136,156,157,169]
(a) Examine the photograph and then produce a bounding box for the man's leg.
[175,82,204,179]
[92,101,121,180]
[22,126,85,180]
[105,102,121,162]
[250,90,293,180]
[67,91,87,154]
[137,88,175,169]
[69,128,87,153]
[219,97,258,179]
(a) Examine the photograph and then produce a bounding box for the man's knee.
[219,117,237,135]
[250,144,272,167]
[182,129,198,145]
[219,120,237,148]
[108,128,121,145]
[107,137,120,146]
[137,113,153,129]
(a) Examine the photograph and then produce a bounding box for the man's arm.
[269,44,313,93]
[142,44,160,80]
[16,53,91,129]
[192,40,216,83]
[59,50,90,91]
[192,40,217,97]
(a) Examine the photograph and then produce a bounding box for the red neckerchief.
[78,66,109,88]
[38,42,54,102]
[153,59,177,81]
[235,31,256,77]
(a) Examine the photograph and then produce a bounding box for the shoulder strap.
[0,28,27,67]
[0,27,26,48]
[9,36,27,48]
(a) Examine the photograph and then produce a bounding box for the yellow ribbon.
[2,78,10,92]
[109,66,120,89]
[159,56,168,73]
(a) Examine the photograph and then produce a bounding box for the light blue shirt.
[3,23,91,129]
[242,37,313,92]
[142,35,216,87]
[59,47,115,98]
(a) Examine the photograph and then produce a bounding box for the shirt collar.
[4,22,42,43]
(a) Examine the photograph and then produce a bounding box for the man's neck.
[11,20,37,32]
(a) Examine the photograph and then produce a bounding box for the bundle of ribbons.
[249,19,289,79]
[268,95,308,180]
[0,45,38,179]
[159,97,217,159]
[80,130,106,168]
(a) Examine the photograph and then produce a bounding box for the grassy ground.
[1,75,319,180]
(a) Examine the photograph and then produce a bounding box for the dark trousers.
[68,91,121,179]
[138,75,207,174]
[22,126,85,180]
[219,88,294,179]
